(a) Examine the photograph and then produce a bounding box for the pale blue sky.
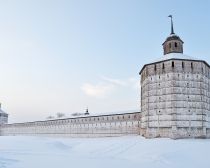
[0,0,210,123]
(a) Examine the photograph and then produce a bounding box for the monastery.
[0,16,210,139]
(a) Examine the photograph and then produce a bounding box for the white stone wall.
[0,112,141,137]
[140,59,210,139]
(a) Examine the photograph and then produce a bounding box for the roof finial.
[168,15,174,34]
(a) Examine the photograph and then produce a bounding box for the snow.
[9,110,140,125]
[0,108,6,114]
[154,53,199,63]
[0,136,210,168]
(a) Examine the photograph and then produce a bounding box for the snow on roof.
[0,108,7,114]
[139,53,206,74]
[7,110,140,124]
[153,53,199,63]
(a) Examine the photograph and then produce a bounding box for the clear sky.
[0,0,210,123]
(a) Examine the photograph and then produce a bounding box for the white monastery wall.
[0,112,141,137]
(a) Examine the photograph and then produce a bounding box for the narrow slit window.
[182,62,184,68]
[191,62,193,69]
[162,63,165,69]
[175,42,177,47]
[172,61,174,68]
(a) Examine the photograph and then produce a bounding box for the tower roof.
[0,103,7,114]
[163,34,184,45]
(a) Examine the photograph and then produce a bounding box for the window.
[182,62,184,68]
[172,61,174,68]
[154,64,156,71]
[191,62,193,69]
[175,42,177,47]
[162,63,165,69]
[169,43,171,48]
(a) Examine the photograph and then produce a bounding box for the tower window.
[191,62,193,69]
[162,63,165,69]
[182,62,184,68]
[175,42,177,47]
[172,61,174,68]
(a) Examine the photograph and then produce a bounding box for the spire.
[168,15,174,34]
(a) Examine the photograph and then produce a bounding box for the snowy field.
[0,136,210,168]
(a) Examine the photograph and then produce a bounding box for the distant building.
[139,16,210,138]
[0,104,8,124]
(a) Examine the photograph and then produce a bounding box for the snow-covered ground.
[0,136,210,168]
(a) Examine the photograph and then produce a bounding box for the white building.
[0,104,8,124]
[139,16,210,139]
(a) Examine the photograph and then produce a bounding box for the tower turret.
[162,15,184,55]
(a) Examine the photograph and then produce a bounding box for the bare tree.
[71,112,83,116]
[46,116,54,120]
[56,112,65,118]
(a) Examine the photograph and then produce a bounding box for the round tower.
[139,16,210,139]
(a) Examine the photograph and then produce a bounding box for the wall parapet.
[0,112,141,137]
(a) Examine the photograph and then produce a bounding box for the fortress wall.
[140,59,210,138]
[0,112,141,137]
